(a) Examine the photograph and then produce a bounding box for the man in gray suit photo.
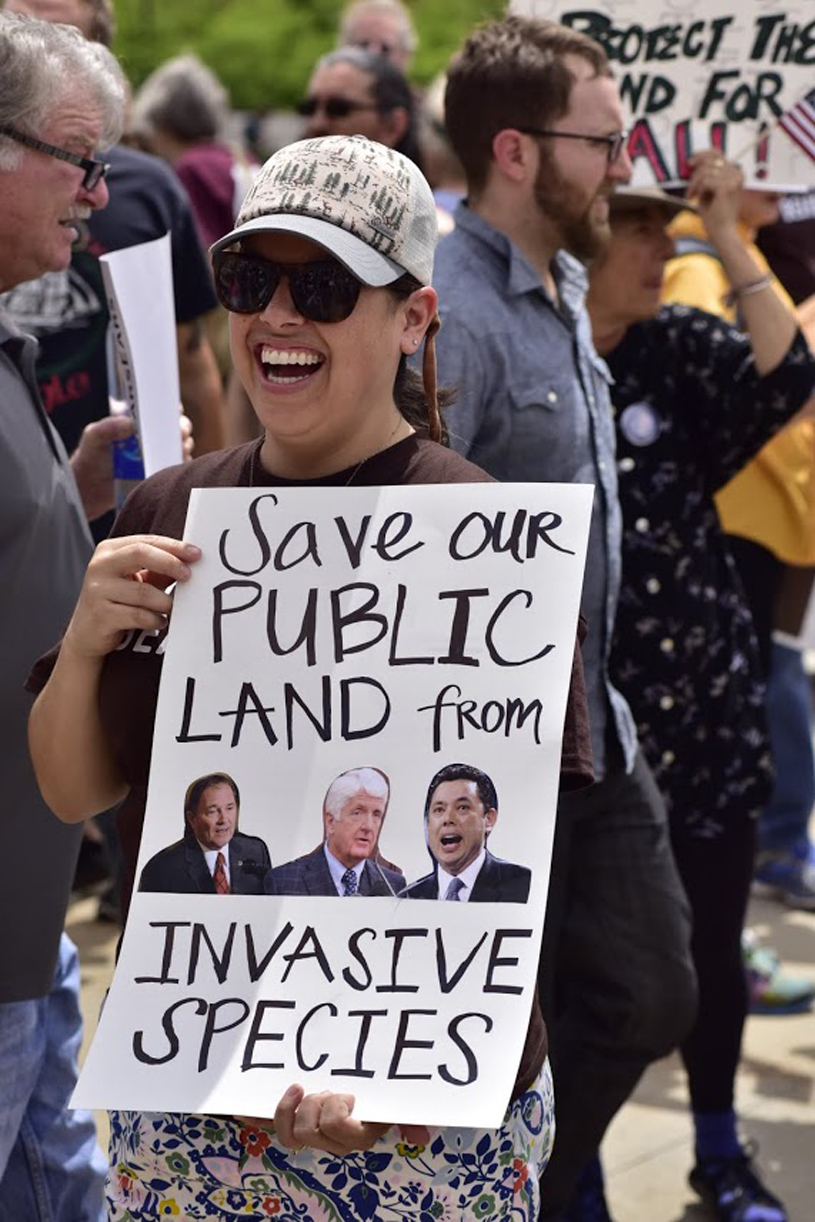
[266,767,405,897]
[402,763,531,903]
[139,772,271,895]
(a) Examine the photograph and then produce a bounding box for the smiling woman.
[28,133,595,1220]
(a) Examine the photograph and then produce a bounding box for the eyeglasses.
[516,127,629,166]
[212,250,363,322]
[297,95,380,120]
[354,39,397,57]
[0,125,109,189]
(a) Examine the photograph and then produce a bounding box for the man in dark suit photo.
[266,767,405,897]
[402,763,531,903]
[139,772,271,895]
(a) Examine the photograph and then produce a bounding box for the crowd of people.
[1,2,814,1221]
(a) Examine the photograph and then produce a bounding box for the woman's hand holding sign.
[236,1086,430,1157]
[63,535,201,660]
[30,534,201,823]
[684,149,744,237]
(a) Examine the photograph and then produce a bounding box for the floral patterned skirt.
[107,1059,554,1220]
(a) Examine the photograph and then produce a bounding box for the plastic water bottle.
[107,323,145,509]
[111,398,145,509]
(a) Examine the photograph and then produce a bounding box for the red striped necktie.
[213,851,230,895]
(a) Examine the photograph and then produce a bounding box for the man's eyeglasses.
[516,127,629,166]
[354,39,397,58]
[212,250,363,322]
[0,125,109,189]
[297,95,380,120]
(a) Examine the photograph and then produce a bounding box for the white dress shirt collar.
[200,843,230,884]
[324,845,365,896]
[436,848,486,901]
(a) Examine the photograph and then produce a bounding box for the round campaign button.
[619,402,660,447]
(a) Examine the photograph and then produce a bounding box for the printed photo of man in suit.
[402,763,531,903]
[266,767,405,897]
[139,772,271,895]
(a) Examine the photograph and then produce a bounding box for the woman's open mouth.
[256,345,325,386]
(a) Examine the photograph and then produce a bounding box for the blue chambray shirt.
[431,203,637,778]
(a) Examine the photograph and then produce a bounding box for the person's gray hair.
[131,52,228,145]
[0,11,125,170]
[324,767,390,820]
[339,0,417,57]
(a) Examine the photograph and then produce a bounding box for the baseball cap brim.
[210,213,405,286]
[611,186,697,218]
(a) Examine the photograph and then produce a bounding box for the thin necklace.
[249,414,408,488]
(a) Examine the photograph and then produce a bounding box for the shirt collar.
[324,845,364,894]
[436,847,487,900]
[0,303,37,364]
[0,304,17,344]
[200,843,230,878]
[452,200,588,318]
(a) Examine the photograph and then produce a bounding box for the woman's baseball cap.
[211,134,438,286]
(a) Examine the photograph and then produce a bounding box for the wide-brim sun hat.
[211,134,438,286]
[610,185,698,218]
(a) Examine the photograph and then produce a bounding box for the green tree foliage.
[112,0,504,111]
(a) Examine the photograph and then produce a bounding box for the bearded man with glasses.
[430,17,697,1222]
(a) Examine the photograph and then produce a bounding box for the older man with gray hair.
[338,0,417,74]
[0,12,126,1218]
[267,767,405,897]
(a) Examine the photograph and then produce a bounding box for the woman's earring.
[412,338,419,347]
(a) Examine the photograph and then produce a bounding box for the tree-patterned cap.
[210,134,438,286]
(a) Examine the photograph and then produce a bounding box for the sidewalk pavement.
[71,891,814,1221]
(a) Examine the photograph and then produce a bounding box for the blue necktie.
[341,867,358,896]
[444,877,464,901]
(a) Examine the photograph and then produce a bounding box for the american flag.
[779,87,815,163]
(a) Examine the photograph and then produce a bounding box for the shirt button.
[619,457,635,472]
[660,695,675,710]
[646,577,661,594]
[662,750,676,765]
[547,390,558,404]
[635,517,650,533]
[660,638,674,653]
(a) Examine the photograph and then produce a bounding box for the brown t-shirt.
[30,434,594,1103]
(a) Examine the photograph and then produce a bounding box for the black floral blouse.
[608,305,815,837]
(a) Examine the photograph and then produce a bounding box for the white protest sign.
[74,482,592,1127]
[512,0,815,189]
[100,232,183,475]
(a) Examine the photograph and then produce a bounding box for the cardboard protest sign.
[74,482,592,1127]
[100,232,183,477]
[512,0,815,189]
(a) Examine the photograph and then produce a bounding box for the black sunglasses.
[516,127,629,166]
[0,125,109,189]
[212,250,363,322]
[297,95,380,119]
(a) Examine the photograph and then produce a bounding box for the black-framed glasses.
[516,126,629,165]
[212,250,363,322]
[0,125,109,189]
[297,95,380,120]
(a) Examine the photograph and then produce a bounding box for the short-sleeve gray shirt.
[0,306,92,1002]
